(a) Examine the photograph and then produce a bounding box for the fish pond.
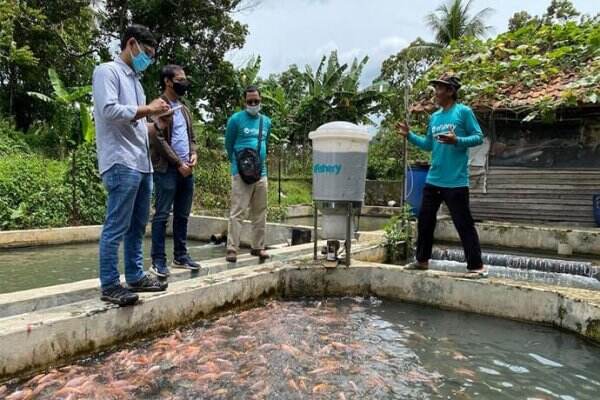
[0,239,239,294]
[3,297,600,399]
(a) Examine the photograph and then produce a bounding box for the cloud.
[378,36,409,52]
[228,0,600,87]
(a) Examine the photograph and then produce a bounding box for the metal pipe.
[346,202,352,267]
[400,60,410,209]
[313,201,318,260]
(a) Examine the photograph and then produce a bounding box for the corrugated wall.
[469,167,600,226]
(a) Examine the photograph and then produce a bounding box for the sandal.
[226,250,237,263]
[405,261,429,271]
[463,267,488,279]
[250,249,270,260]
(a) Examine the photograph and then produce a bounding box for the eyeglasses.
[246,99,261,106]
[135,40,156,62]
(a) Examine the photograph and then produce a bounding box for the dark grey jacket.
[149,95,198,173]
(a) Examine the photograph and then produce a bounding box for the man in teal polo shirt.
[397,74,486,276]
[224,86,272,263]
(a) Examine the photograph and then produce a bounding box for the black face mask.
[172,80,190,96]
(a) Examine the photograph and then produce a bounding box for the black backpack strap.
[256,115,263,160]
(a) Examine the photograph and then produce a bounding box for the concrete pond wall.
[0,216,313,250]
[435,219,600,257]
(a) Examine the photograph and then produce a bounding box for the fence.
[268,144,312,178]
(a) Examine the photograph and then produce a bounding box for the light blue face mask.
[246,104,261,116]
[132,41,153,73]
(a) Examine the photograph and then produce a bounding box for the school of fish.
[1,298,457,399]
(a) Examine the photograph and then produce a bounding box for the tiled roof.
[411,69,595,114]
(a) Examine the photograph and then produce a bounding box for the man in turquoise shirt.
[224,86,272,263]
[397,74,486,276]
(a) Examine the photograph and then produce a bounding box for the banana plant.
[296,51,385,137]
[28,68,94,223]
[27,68,94,143]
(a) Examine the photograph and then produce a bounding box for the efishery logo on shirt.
[432,124,456,134]
[243,127,259,136]
[313,164,342,175]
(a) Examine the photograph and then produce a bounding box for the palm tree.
[425,0,494,46]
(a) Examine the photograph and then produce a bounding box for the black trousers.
[416,184,483,269]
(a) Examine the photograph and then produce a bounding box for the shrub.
[64,142,106,225]
[0,119,30,156]
[193,148,231,211]
[0,154,69,230]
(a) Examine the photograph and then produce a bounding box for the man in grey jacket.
[149,64,200,277]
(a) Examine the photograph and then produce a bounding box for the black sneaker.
[172,254,201,271]
[150,259,170,278]
[127,275,168,292]
[101,285,139,306]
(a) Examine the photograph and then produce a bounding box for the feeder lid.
[309,121,370,141]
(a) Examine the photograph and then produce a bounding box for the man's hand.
[188,153,198,168]
[148,98,170,116]
[438,127,458,145]
[178,163,193,177]
[395,121,410,138]
[135,98,170,120]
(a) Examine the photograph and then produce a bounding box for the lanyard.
[131,75,152,172]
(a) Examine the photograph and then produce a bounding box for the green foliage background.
[0,0,598,230]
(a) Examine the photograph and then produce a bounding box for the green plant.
[64,142,106,225]
[27,68,94,150]
[411,13,600,121]
[192,148,231,211]
[267,205,288,223]
[0,154,69,230]
[0,119,30,156]
[383,204,415,264]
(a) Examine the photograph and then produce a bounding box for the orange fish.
[64,376,88,388]
[287,379,300,391]
[348,380,359,392]
[330,341,350,351]
[312,383,333,394]
[280,344,301,357]
[250,380,266,392]
[6,389,33,400]
[455,368,476,378]
[36,372,61,385]
[257,343,279,352]
[52,386,84,398]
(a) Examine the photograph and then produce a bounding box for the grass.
[268,178,312,207]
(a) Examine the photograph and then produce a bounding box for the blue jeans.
[151,166,194,263]
[99,164,152,290]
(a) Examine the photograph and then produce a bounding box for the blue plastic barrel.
[593,194,600,227]
[405,164,430,216]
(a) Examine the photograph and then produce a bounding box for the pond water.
[0,239,234,294]
[4,297,599,399]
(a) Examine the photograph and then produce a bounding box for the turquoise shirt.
[225,111,271,177]
[408,103,483,188]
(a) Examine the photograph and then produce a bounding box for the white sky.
[228,0,599,85]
